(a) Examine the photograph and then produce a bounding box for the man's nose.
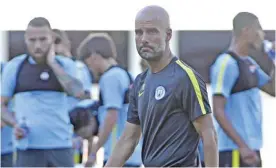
[141,34,149,44]
[34,41,42,49]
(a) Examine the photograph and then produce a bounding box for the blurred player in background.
[211,12,275,167]
[105,5,218,167]
[77,33,142,167]
[263,39,275,62]
[1,17,88,167]
[53,29,98,164]
[1,63,14,167]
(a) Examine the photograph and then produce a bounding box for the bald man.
[104,5,218,167]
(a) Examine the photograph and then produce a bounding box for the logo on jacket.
[138,83,145,97]
[249,65,257,73]
[40,71,50,80]
[155,86,166,100]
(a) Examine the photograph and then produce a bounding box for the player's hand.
[47,44,56,65]
[85,153,97,167]
[14,125,26,140]
[239,147,260,166]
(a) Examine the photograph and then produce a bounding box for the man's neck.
[229,36,249,57]
[148,48,173,73]
[64,51,72,58]
[32,57,46,64]
[101,58,118,73]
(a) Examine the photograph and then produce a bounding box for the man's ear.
[166,28,172,42]
[24,33,28,45]
[51,31,58,43]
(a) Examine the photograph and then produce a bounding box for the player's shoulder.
[9,54,27,63]
[173,58,205,83]
[56,55,75,66]
[4,54,27,70]
[108,66,131,78]
[131,70,148,91]
[74,60,86,68]
[213,53,238,68]
[134,70,148,83]
[100,66,129,82]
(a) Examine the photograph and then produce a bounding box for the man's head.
[69,107,95,139]
[77,33,117,75]
[233,12,264,49]
[24,17,53,60]
[135,5,172,61]
[53,29,72,58]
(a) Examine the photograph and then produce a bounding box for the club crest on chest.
[155,86,166,100]
[40,71,50,81]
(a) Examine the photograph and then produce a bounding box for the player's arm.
[77,62,93,100]
[1,97,16,127]
[105,122,141,167]
[193,114,218,167]
[105,79,141,167]
[72,65,94,140]
[182,70,218,167]
[213,96,249,148]
[48,60,90,99]
[248,57,274,88]
[47,50,90,99]
[1,62,17,127]
[92,108,117,153]
[211,57,249,149]
[91,74,123,154]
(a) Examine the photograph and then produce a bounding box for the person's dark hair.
[233,12,259,36]
[28,17,51,28]
[69,107,93,132]
[77,33,117,60]
[52,29,71,48]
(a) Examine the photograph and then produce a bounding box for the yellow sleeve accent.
[215,55,231,93]
[176,60,207,115]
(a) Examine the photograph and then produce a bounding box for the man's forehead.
[135,19,163,28]
[26,26,51,35]
[135,15,169,29]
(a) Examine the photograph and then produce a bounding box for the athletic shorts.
[219,150,262,167]
[16,148,74,167]
[1,153,13,167]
